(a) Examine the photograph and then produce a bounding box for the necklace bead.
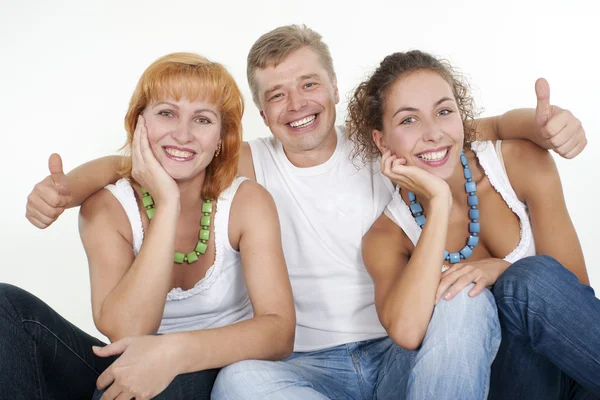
[407,150,480,264]
[141,188,212,264]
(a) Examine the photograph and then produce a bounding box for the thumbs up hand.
[26,153,74,229]
[534,78,587,159]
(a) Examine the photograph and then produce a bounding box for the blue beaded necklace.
[407,150,480,264]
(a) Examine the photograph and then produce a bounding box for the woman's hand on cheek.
[382,149,451,205]
[132,115,179,205]
[93,335,180,400]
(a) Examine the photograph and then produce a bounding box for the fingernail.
[444,292,451,300]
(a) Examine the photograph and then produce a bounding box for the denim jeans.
[0,283,114,400]
[91,369,220,400]
[0,283,219,400]
[212,283,501,400]
[489,255,600,399]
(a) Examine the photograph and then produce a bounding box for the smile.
[416,148,449,161]
[288,114,317,128]
[164,147,196,161]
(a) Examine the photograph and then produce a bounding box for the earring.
[214,142,222,157]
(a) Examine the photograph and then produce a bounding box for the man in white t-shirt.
[26,25,588,399]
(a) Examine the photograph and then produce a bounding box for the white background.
[1,0,598,339]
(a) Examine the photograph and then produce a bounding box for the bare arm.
[26,154,124,229]
[502,139,588,284]
[473,79,586,158]
[170,181,295,372]
[363,198,450,350]
[237,142,257,181]
[475,109,535,141]
[67,156,124,206]
[79,188,178,342]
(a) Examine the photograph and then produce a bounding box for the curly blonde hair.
[346,50,480,163]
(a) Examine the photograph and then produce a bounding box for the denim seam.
[22,319,102,376]
[3,290,44,400]
[344,344,367,400]
[31,339,43,400]
[496,295,600,366]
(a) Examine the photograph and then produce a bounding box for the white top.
[385,140,536,263]
[104,176,254,334]
[249,126,394,351]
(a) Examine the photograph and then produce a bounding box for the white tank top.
[249,126,394,351]
[385,141,536,263]
[104,176,254,334]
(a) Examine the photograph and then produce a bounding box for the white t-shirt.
[249,126,393,351]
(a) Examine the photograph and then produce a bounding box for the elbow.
[277,333,295,359]
[381,316,426,351]
[94,313,159,343]
[265,313,295,360]
[277,319,296,359]
[388,323,425,351]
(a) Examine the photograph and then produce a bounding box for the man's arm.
[26,153,123,229]
[237,142,257,181]
[473,78,586,159]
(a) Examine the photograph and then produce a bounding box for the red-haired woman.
[0,53,295,400]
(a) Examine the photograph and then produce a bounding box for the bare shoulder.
[80,187,120,219]
[501,139,552,166]
[230,179,277,220]
[368,212,402,236]
[363,212,410,276]
[364,213,407,254]
[79,187,133,242]
[237,142,257,181]
[499,139,558,201]
[228,178,280,250]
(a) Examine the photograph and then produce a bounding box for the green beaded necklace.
[140,188,213,264]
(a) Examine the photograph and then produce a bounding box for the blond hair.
[247,24,336,106]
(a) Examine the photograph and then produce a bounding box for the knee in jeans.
[494,255,572,300]
[0,283,27,315]
[213,360,270,395]
[435,285,500,349]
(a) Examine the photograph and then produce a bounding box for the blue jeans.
[0,283,219,400]
[489,255,600,399]
[212,284,500,400]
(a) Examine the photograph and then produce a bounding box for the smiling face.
[254,46,340,157]
[142,97,221,182]
[374,70,465,180]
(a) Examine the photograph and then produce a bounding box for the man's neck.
[283,127,339,168]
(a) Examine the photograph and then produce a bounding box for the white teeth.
[165,148,194,158]
[418,149,448,162]
[289,114,316,128]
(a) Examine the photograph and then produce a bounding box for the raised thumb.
[535,77,552,126]
[48,153,70,196]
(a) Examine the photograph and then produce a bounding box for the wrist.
[157,197,180,215]
[162,333,188,375]
[429,192,452,213]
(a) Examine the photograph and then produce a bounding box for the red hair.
[121,52,244,200]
